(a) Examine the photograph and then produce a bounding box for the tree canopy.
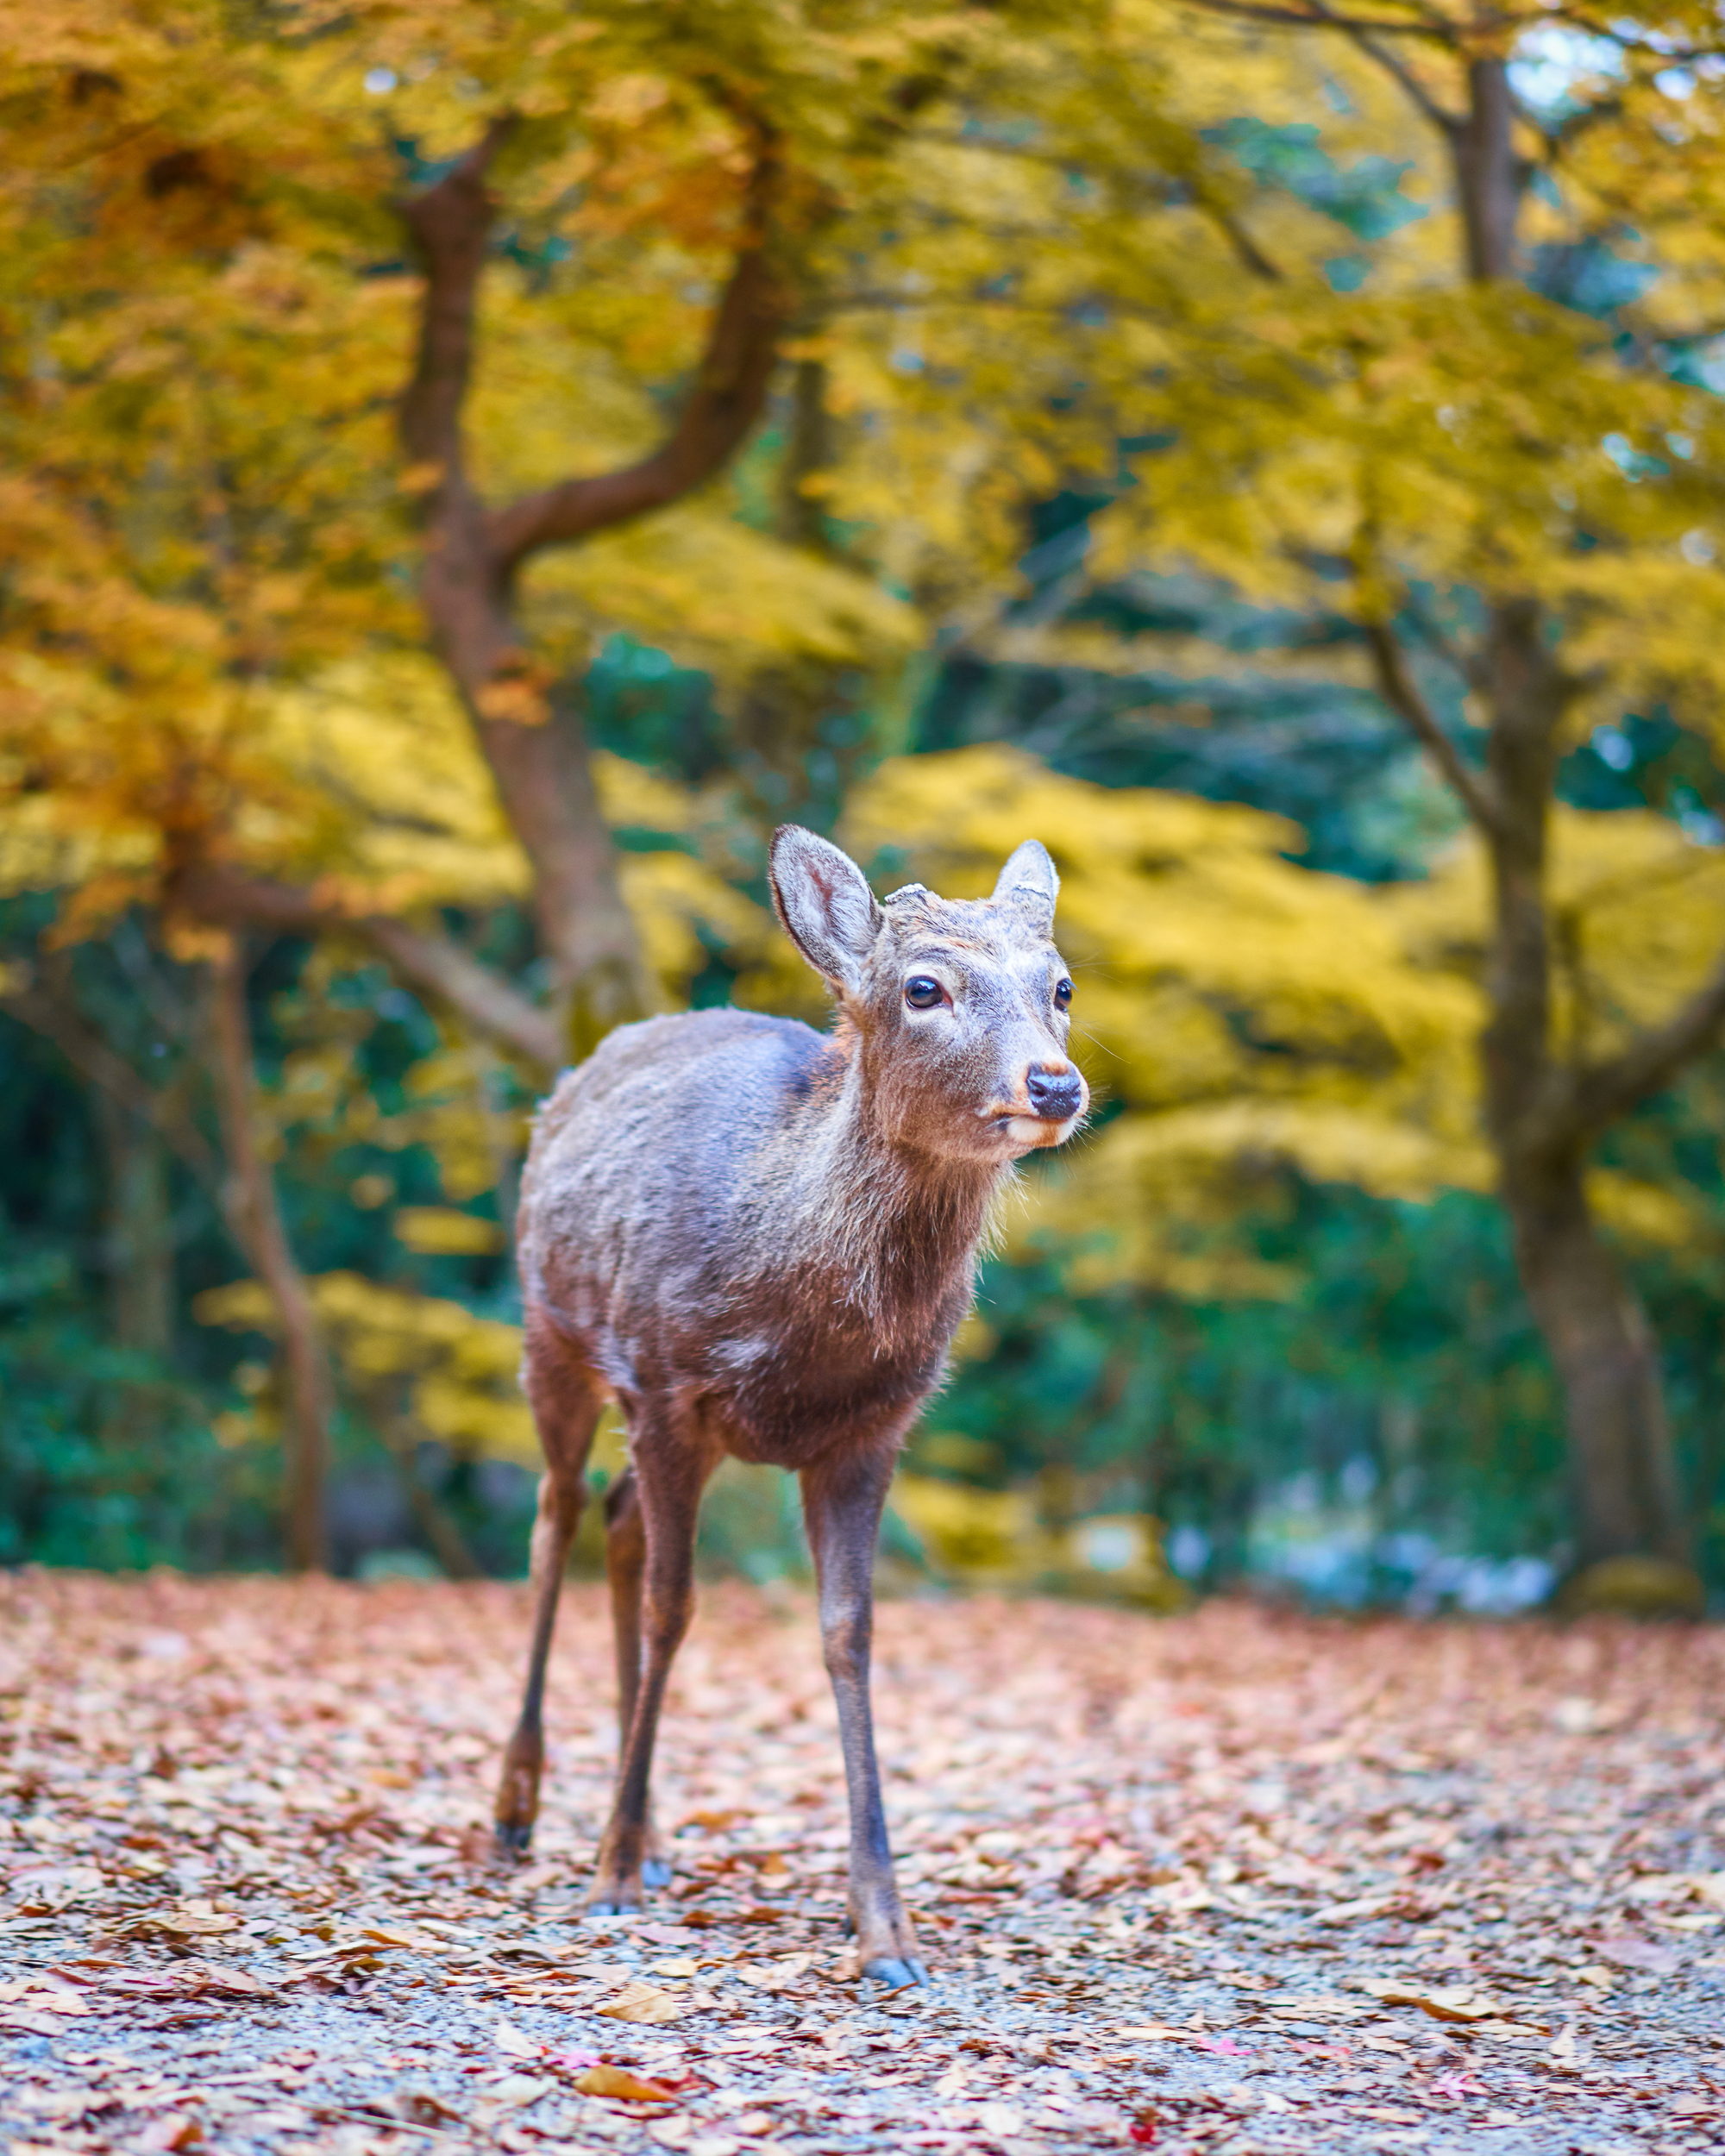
[3,0,1725,1608]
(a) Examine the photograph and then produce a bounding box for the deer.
[492,824,1088,1987]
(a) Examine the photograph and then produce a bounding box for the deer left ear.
[769,825,883,993]
[992,839,1058,935]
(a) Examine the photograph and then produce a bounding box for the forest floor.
[2,1575,1723,2156]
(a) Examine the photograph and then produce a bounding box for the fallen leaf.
[493,2019,541,2058]
[189,1962,272,1998]
[599,1979,685,2024]
[574,2064,681,2103]
[0,2008,68,2037]
[116,1902,241,1943]
[1595,1934,1679,1975]
[543,2046,599,2077]
[1357,1980,1503,2023]
[490,2074,555,2109]
[135,2115,204,2153]
[1314,1896,1399,1927]
[394,2084,463,2128]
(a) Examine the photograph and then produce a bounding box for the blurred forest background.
[4,0,1725,1614]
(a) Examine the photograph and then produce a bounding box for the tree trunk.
[1477,603,1697,1589]
[93,1089,173,1360]
[209,945,332,1574]
[1214,0,1717,1605]
[1502,1153,1689,1567]
[375,1413,484,1581]
[415,470,652,1053]
[396,125,793,1060]
[1453,57,1519,281]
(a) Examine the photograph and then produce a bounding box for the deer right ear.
[769,826,882,993]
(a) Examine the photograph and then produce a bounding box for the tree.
[888,0,1725,1608]
[0,0,975,1058]
[8,0,1724,1600]
[0,1,963,1560]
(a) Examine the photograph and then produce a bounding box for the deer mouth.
[987,1109,1080,1153]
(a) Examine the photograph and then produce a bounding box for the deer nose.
[1026,1066,1083,1121]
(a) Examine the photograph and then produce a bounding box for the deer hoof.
[862,1955,928,1990]
[641,1857,673,1889]
[493,1821,534,1858]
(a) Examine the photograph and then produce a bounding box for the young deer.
[493,826,1088,1986]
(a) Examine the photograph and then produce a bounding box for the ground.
[2,1576,1723,2156]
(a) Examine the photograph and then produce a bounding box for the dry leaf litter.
[3,1576,1723,2156]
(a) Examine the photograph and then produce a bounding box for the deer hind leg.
[493,1309,603,1856]
[801,1445,926,1989]
[588,1410,716,1914]
[604,1467,670,1888]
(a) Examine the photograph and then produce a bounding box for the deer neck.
[762,1031,1006,1328]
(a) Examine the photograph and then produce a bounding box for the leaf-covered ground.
[3,1576,1723,2156]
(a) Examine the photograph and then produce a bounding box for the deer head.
[768,825,1088,1164]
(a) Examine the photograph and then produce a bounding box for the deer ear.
[769,826,882,992]
[992,838,1059,935]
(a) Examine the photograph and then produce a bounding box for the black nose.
[1026,1067,1083,1121]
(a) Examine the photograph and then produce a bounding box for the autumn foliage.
[3,0,1725,1604]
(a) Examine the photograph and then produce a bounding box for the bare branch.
[1561,949,1725,1140]
[1362,618,1503,837]
[485,147,790,570]
[398,118,518,485]
[1542,7,1725,63]
[1339,23,1463,131]
[1188,0,1456,38]
[174,867,561,1075]
[1190,0,1464,128]
[363,916,561,1075]
[1402,590,1486,691]
[1206,200,1285,282]
[0,984,218,1185]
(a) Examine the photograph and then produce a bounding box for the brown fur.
[492,829,1087,1986]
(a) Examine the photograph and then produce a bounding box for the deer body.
[494,829,1087,1986]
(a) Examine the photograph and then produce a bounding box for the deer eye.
[1054,977,1074,1010]
[904,976,944,1010]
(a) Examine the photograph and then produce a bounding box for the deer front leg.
[801,1446,925,1990]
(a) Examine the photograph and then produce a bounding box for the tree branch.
[1560,950,1725,1141]
[1188,0,1453,37]
[484,143,789,571]
[1189,0,1463,128]
[173,867,562,1075]
[0,983,219,1186]
[210,943,332,1574]
[1362,618,1503,837]
[398,117,518,487]
[1339,22,1462,133]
